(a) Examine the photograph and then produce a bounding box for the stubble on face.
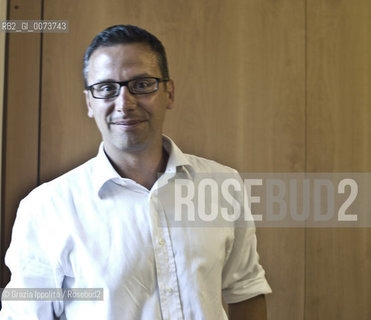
[85,43,174,157]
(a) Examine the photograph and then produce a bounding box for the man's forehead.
[87,44,159,79]
[89,44,156,66]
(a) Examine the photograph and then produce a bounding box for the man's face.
[84,43,174,155]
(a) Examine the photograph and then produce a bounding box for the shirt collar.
[92,142,122,197]
[162,135,192,174]
[92,135,193,197]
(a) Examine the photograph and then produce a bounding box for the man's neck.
[104,141,168,190]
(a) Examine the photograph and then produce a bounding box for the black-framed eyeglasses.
[86,77,169,99]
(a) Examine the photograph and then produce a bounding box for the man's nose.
[115,85,136,112]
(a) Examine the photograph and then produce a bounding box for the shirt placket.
[148,191,184,320]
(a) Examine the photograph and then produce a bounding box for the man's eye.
[132,79,157,91]
[133,80,151,89]
[97,84,117,92]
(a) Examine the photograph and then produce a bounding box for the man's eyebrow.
[91,78,117,84]
[130,73,154,79]
[90,74,156,85]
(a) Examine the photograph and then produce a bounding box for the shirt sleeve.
[221,173,272,304]
[0,191,65,319]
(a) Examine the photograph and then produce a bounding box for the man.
[0,25,271,319]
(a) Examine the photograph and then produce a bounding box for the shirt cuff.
[222,277,272,304]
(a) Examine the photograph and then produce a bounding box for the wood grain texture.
[0,0,7,275]
[1,0,41,287]
[3,0,371,317]
[306,0,371,319]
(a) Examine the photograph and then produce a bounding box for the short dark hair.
[83,25,169,87]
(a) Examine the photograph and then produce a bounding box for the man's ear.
[84,90,94,118]
[166,80,175,110]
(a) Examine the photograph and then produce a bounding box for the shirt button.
[158,238,165,246]
[166,287,174,295]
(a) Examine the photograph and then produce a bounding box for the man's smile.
[109,119,148,130]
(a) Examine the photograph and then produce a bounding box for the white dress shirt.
[0,136,271,319]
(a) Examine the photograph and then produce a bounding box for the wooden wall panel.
[3,0,370,317]
[0,0,7,278]
[306,0,371,319]
[40,1,306,319]
[0,0,41,287]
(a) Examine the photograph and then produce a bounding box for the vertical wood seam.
[0,0,10,288]
[37,0,44,187]
[304,0,308,319]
